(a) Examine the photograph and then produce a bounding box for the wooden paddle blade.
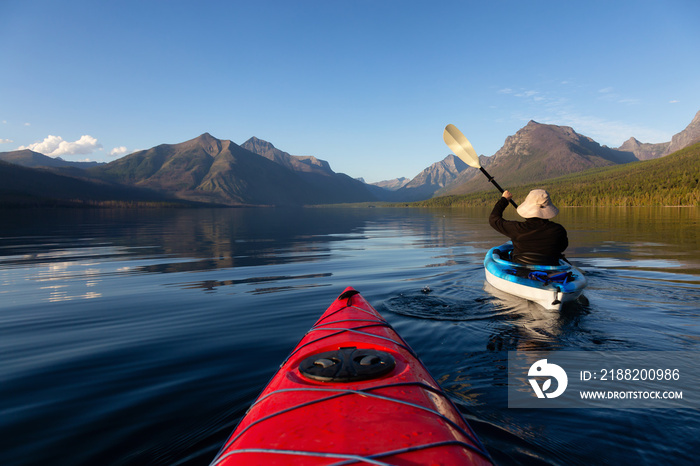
[443,124,481,168]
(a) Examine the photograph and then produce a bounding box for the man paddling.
[489,189,568,265]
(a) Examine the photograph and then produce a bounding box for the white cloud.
[669,100,680,104]
[540,111,671,145]
[1,138,13,144]
[19,135,103,157]
[516,90,539,98]
[496,81,669,144]
[110,146,128,156]
[24,122,31,126]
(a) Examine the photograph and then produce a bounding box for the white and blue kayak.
[484,242,587,311]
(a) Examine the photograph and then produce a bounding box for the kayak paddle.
[443,124,518,208]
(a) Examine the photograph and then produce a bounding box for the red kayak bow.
[211,287,493,465]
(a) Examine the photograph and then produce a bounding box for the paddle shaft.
[479,166,518,208]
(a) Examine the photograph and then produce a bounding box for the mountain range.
[1,110,698,207]
[88,133,376,206]
[438,120,640,196]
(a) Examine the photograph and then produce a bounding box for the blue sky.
[1,0,698,182]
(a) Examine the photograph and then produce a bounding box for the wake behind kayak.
[211,287,493,465]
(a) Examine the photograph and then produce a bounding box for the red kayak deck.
[211,287,492,465]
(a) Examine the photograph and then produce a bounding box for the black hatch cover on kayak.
[300,347,396,382]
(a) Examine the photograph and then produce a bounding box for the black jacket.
[489,197,568,265]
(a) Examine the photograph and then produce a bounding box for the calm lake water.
[1,206,699,465]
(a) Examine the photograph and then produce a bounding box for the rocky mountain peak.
[243,136,276,153]
[443,153,468,170]
[667,110,700,154]
[402,153,470,192]
[175,132,224,157]
[371,177,410,191]
[242,137,334,175]
[619,110,700,160]
[618,137,643,152]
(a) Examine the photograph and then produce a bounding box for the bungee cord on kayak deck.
[212,448,395,466]
[212,384,491,465]
[210,288,494,465]
[213,439,489,466]
[287,319,417,362]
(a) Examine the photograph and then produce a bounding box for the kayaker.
[489,189,568,265]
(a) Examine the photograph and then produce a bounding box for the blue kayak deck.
[483,242,587,309]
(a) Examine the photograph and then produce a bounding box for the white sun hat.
[516,189,559,219]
